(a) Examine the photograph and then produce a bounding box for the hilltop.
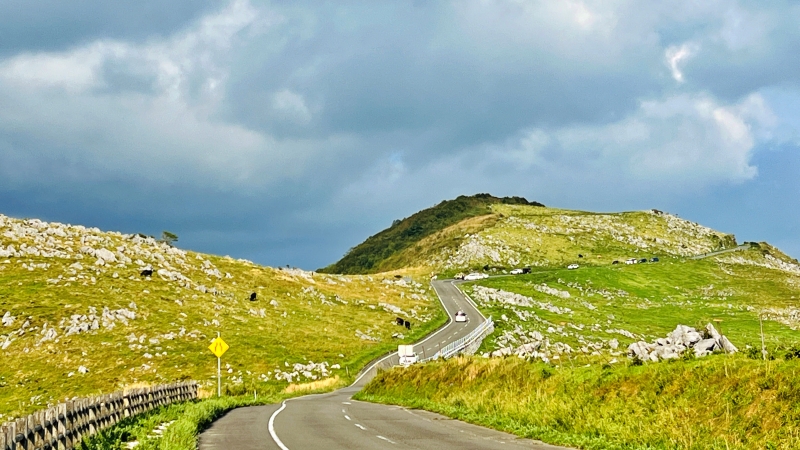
[320,194,543,274]
[0,214,445,421]
[323,196,800,361]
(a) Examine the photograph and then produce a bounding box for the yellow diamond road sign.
[208,337,229,358]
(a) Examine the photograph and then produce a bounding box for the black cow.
[140,269,153,277]
[404,320,411,330]
[395,317,404,326]
[250,292,257,301]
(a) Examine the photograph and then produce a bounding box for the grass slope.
[351,201,800,449]
[0,213,446,422]
[358,356,800,450]
[462,243,800,361]
[319,194,542,274]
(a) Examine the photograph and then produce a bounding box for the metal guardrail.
[420,316,493,362]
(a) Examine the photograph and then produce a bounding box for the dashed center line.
[344,415,351,421]
[342,401,351,405]
[355,424,367,430]
[376,435,396,444]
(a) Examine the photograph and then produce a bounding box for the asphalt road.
[199,279,570,450]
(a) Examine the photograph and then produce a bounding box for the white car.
[463,272,488,281]
[625,258,637,265]
[510,268,523,275]
[567,264,579,270]
[455,311,468,322]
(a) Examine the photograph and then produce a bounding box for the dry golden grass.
[284,376,342,394]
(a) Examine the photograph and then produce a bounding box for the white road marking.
[355,424,366,430]
[268,401,290,450]
[342,409,347,413]
[342,401,351,405]
[344,415,351,421]
[376,435,396,444]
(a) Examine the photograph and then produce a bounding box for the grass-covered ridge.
[427,205,739,275]
[0,213,446,422]
[319,193,543,274]
[357,355,800,449]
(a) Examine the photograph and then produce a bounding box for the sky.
[0,0,798,270]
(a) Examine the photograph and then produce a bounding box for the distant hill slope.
[0,213,444,421]
[319,194,543,274]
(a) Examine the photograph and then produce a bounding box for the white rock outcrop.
[627,323,738,361]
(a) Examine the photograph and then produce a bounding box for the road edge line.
[268,400,290,450]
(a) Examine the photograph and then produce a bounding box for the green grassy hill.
[0,214,445,421]
[347,198,800,449]
[319,193,543,274]
[320,198,800,360]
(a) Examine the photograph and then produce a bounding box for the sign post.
[208,332,229,397]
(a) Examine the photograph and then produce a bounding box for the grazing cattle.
[250,292,257,301]
[404,320,411,330]
[140,269,153,277]
[396,317,404,326]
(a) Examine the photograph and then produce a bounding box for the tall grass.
[357,355,800,449]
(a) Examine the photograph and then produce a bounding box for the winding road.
[198,280,568,449]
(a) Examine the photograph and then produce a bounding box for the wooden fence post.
[65,400,74,449]
[6,422,15,450]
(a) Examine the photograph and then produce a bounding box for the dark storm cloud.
[0,0,799,269]
[0,0,218,56]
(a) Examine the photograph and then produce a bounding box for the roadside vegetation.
[78,389,288,450]
[358,354,800,449]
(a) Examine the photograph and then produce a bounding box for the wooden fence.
[0,381,197,450]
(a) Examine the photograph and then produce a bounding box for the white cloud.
[665,42,697,82]
[464,92,773,191]
[272,89,312,124]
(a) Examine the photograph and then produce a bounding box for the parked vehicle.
[612,260,620,264]
[522,267,531,274]
[453,273,465,280]
[625,258,637,265]
[510,268,523,275]
[464,272,489,281]
[455,311,468,322]
[650,257,659,262]
[567,264,579,270]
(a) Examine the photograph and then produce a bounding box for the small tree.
[161,231,178,246]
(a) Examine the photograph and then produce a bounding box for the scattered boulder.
[627,323,738,362]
